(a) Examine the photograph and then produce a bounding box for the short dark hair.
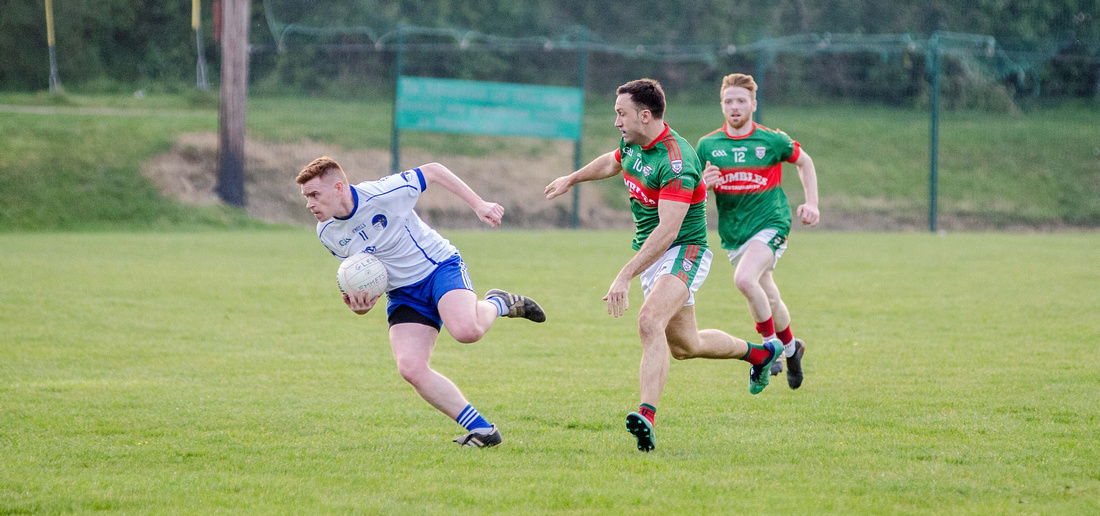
[616,78,665,119]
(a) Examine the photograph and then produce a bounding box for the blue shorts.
[386,254,473,329]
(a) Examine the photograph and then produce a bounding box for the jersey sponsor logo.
[755,146,767,159]
[623,175,658,206]
[372,214,388,230]
[713,170,773,192]
[711,149,728,157]
[671,159,683,174]
[338,237,352,245]
[719,171,768,186]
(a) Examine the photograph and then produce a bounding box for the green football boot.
[749,340,782,395]
[625,412,655,452]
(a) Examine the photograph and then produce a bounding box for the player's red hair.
[721,73,757,100]
[296,156,347,185]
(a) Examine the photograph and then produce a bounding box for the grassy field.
[0,94,253,230]
[1,92,1098,230]
[1,230,1097,513]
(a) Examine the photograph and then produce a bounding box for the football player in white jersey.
[297,156,546,448]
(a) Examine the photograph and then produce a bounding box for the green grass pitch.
[1,230,1097,513]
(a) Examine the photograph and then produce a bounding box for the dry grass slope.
[142,133,632,229]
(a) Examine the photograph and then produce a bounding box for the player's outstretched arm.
[793,151,820,226]
[418,162,503,227]
[603,199,688,318]
[545,151,623,200]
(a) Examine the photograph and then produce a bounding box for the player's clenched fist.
[796,203,820,227]
[702,160,721,189]
[476,201,504,227]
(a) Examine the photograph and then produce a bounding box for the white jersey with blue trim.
[316,168,457,289]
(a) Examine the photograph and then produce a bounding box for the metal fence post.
[755,43,767,124]
[194,0,209,91]
[572,33,588,229]
[928,32,941,233]
[390,26,405,175]
[44,0,61,94]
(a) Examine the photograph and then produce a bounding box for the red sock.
[743,341,773,365]
[776,325,794,346]
[755,318,776,340]
[638,404,656,424]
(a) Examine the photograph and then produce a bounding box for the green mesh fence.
[243,2,1100,230]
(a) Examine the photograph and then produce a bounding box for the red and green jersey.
[615,123,708,251]
[696,122,801,249]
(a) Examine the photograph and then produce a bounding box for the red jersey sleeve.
[659,176,695,203]
[785,141,802,163]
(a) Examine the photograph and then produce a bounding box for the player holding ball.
[297,157,545,448]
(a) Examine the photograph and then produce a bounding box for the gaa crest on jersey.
[681,258,693,272]
[755,146,767,159]
[372,214,388,230]
[671,159,683,174]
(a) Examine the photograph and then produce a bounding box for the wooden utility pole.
[216,0,249,207]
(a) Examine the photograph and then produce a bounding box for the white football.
[336,252,389,299]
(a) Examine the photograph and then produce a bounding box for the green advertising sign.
[395,76,584,140]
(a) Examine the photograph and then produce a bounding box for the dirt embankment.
[145,133,1078,232]
[142,132,632,229]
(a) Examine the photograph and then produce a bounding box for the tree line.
[2,0,1096,104]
